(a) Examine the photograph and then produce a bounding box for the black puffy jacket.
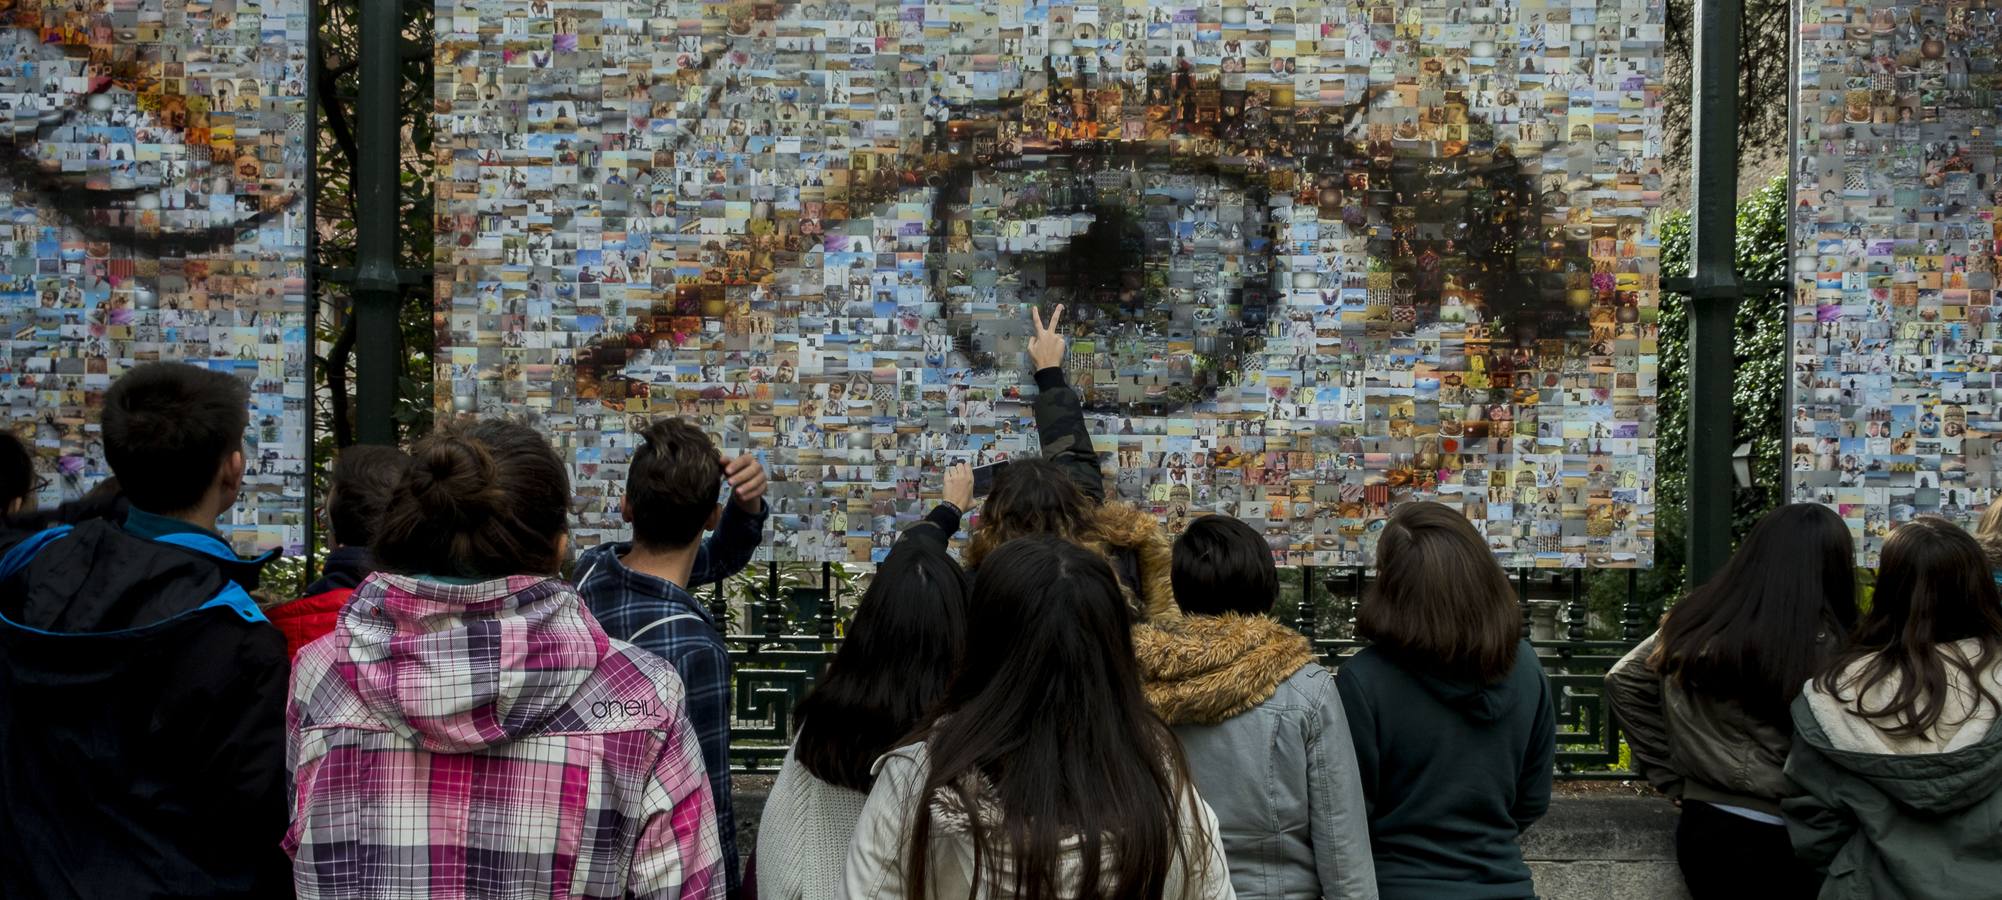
[0,518,293,900]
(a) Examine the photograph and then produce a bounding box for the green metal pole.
[353,0,402,446]
[1685,0,1742,587]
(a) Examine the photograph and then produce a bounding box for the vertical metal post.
[353,0,402,445]
[1295,566,1317,640]
[1621,568,1646,641]
[1566,571,1587,642]
[761,560,785,640]
[817,561,836,642]
[1686,0,1743,587]
[1517,567,1533,639]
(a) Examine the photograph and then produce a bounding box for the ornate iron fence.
[720,566,1653,779]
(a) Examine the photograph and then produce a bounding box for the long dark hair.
[374,418,571,579]
[1818,517,2002,738]
[792,534,970,792]
[909,535,1201,900]
[1359,502,1522,683]
[1655,503,1858,724]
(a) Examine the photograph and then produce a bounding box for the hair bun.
[406,435,503,524]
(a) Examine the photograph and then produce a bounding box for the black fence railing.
[721,566,1652,779]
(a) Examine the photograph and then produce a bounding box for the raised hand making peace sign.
[1029,303,1068,372]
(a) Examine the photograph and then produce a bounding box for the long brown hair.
[1654,503,1857,725]
[908,535,1206,899]
[964,458,1096,570]
[1817,517,2002,738]
[963,458,1150,611]
[1359,501,1521,683]
[373,418,571,579]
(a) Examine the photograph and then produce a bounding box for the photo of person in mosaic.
[435,0,1664,566]
[1792,0,2002,564]
[0,0,311,553]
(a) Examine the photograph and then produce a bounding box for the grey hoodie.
[1783,640,2002,900]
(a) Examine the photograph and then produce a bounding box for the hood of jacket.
[1090,501,1175,620]
[337,572,612,753]
[1794,639,2002,814]
[1380,642,1534,724]
[0,518,267,634]
[1133,613,1318,726]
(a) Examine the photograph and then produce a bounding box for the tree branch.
[325,308,358,448]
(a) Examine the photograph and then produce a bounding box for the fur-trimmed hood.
[1090,500,1176,621]
[1134,614,1320,726]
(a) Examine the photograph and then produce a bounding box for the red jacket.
[271,547,379,660]
[267,588,349,660]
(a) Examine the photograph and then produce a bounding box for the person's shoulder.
[869,739,931,785]
[1509,640,1550,681]
[289,634,389,733]
[559,641,693,736]
[1275,659,1336,700]
[1336,646,1387,680]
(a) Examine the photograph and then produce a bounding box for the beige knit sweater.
[757,745,870,900]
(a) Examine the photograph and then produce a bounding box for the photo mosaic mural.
[0,0,312,553]
[1792,0,2001,564]
[436,0,1666,566]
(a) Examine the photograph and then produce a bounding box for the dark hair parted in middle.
[909,535,1205,899]
[791,533,970,792]
[1652,503,1858,725]
[626,418,723,550]
[1819,517,2002,739]
[1171,514,1279,616]
[1359,501,1522,684]
[327,445,414,548]
[373,418,571,579]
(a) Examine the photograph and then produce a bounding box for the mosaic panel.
[1793,0,2001,563]
[437,0,1665,566]
[0,0,312,553]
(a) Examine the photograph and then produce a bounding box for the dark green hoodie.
[1336,641,1555,900]
[1783,646,2002,900]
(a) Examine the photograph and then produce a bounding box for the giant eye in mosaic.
[436,0,1665,567]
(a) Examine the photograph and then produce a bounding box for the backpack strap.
[629,612,705,643]
[0,524,265,629]
[0,525,73,584]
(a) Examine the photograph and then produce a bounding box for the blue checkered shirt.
[574,503,766,892]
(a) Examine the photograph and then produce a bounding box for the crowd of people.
[0,305,1994,900]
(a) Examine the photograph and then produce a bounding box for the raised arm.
[688,452,768,587]
[899,463,973,555]
[1027,304,1106,503]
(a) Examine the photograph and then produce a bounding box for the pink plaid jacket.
[284,573,725,900]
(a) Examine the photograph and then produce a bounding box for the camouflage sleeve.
[1031,367,1105,504]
